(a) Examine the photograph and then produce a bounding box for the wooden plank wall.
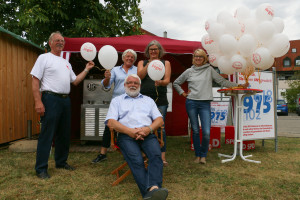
[0,33,42,144]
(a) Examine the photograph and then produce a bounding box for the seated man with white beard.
[106,74,168,200]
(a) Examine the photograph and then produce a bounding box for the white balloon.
[231,54,247,73]
[98,45,118,70]
[238,34,256,57]
[272,17,284,33]
[219,34,238,56]
[243,18,257,36]
[201,34,219,53]
[207,22,225,41]
[268,33,290,57]
[224,17,243,38]
[251,47,272,69]
[234,6,251,21]
[208,53,220,67]
[147,60,165,81]
[218,56,235,75]
[258,56,275,70]
[217,11,233,24]
[205,18,215,32]
[80,42,97,61]
[256,3,274,21]
[256,21,276,44]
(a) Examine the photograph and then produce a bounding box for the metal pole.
[27,120,32,140]
[273,67,278,152]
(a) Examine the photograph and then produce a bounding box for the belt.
[42,91,69,98]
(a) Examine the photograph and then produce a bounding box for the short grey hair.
[144,40,165,59]
[49,31,63,43]
[124,74,141,84]
[122,49,137,62]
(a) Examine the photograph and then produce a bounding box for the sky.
[139,0,300,41]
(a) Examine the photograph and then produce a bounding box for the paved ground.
[8,112,300,153]
[277,112,300,138]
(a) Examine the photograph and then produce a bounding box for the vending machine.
[80,79,113,142]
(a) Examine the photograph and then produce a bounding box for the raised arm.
[137,60,148,80]
[72,61,94,86]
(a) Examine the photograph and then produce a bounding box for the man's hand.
[128,128,142,139]
[35,100,45,116]
[85,61,95,71]
[135,127,151,140]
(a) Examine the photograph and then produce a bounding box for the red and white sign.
[190,127,221,151]
[225,126,255,151]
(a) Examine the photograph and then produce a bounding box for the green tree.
[0,0,142,47]
[284,71,300,111]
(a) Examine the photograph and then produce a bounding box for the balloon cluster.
[80,42,118,70]
[202,3,290,81]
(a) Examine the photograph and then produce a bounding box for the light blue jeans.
[186,99,211,158]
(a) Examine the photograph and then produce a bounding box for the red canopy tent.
[63,34,202,54]
[63,35,202,138]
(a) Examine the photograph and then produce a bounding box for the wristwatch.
[148,126,153,134]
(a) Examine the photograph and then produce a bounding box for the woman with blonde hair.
[173,49,247,164]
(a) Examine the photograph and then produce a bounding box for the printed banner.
[238,72,275,140]
[210,101,230,132]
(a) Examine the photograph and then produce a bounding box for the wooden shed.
[0,27,44,144]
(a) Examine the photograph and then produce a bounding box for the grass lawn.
[0,136,300,200]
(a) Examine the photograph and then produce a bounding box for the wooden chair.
[110,126,164,186]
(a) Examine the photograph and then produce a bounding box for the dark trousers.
[101,125,111,148]
[117,133,163,197]
[35,93,71,173]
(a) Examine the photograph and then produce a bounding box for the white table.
[217,88,263,164]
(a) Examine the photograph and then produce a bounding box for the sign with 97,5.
[210,101,229,132]
[238,72,275,140]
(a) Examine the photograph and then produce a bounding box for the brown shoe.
[194,157,200,163]
[200,157,206,164]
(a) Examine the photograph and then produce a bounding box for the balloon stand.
[217,88,263,164]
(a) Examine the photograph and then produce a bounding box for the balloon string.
[155,86,159,103]
[94,66,106,71]
[258,69,262,84]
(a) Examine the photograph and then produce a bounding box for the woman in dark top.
[137,40,171,166]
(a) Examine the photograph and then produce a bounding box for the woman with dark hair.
[137,40,171,166]
[173,49,248,164]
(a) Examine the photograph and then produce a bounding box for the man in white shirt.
[31,31,94,179]
[106,74,168,200]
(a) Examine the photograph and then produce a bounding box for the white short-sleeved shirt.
[30,52,77,94]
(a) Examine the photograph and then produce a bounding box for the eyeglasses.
[125,81,140,85]
[53,39,65,43]
[149,48,159,52]
[194,56,204,58]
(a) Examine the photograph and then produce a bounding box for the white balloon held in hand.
[147,60,165,81]
[98,45,118,70]
[80,42,97,61]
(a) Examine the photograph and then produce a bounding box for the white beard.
[125,86,140,97]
